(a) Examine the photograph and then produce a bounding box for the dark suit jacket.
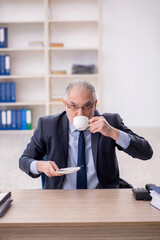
[19,111,153,189]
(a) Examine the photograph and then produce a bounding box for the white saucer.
[56,167,81,174]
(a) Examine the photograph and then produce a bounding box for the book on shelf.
[0,27,7,48]
[50,43,64,47]
[0,192,13,217]
[0,82,16,103]
[150,186,160,211]
[0,55,11,75]
[0,109,32,131]
[50,70,67,75]
[51,96,63,102]
[28,41,44,47]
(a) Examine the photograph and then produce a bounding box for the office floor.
[0,128,159,190]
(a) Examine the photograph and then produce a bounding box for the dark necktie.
[76,131,87,189]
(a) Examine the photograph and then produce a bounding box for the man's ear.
[94,100,97,110]
[63,100,67,110]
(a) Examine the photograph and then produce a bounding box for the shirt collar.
[69,122,89,134]
[69,122,77,134]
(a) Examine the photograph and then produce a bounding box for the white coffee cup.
[73,116,89,131]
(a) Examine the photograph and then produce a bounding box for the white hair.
[64,79,96,101]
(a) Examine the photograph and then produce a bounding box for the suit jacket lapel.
[58,114,69,167]
[91,110,101,169]
[91,132,100,169]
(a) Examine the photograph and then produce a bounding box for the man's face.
[63,86,97,124]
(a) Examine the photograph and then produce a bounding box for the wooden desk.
[0,189,160,240]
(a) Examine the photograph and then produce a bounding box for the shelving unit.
[0,0,101,131]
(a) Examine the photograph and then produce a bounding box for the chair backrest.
[41,173,45,189]
[119,178,133,188]
[41,155,46,189]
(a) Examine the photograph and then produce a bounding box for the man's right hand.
[36,161,64,177]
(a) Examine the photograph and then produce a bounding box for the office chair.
[41,155,46,189]
[119,178,133,188]
[41,173,45,189]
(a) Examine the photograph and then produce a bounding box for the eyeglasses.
[65,101,95,111]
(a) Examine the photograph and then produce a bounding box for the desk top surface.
[0,189,160,227]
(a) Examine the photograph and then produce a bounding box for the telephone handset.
[132,184,156,201]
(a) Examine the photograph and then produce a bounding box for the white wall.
[101,0,160,127]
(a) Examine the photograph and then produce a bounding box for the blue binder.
[1,82,5,102]
[10,82,16,102]
[0,82,2,102]
[11,110,17,130]
[0,27,7,48]
[0,110,2,130]
[16,110,21,129]
[0,56,1,75]
[5,82,10,102]
[0,55,5,75]
[4,55,11,75]
[1,110,7,130]
[21,109,27,130]
[6,110,11,130]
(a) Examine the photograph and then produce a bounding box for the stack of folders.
[0,192,13,217]
[0,82,16,102]
[150,186,160,211]
[0,109,32,130]
[72,64,97,74]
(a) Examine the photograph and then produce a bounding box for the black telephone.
[132,184,156,201]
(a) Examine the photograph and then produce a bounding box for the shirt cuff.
[30,160,39,175]
[116,130,130,149]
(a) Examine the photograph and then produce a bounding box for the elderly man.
[19,80,153,189]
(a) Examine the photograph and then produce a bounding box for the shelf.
[48,47,98,51]
[48,20,98,23]
[0,75,45,79]
[0,0,101,128]
[0,48,44,52]
[0,101,46,107]
[49,74,99,78]
[0,21,44,24]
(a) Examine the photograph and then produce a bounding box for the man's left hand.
[89,116,120,141]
